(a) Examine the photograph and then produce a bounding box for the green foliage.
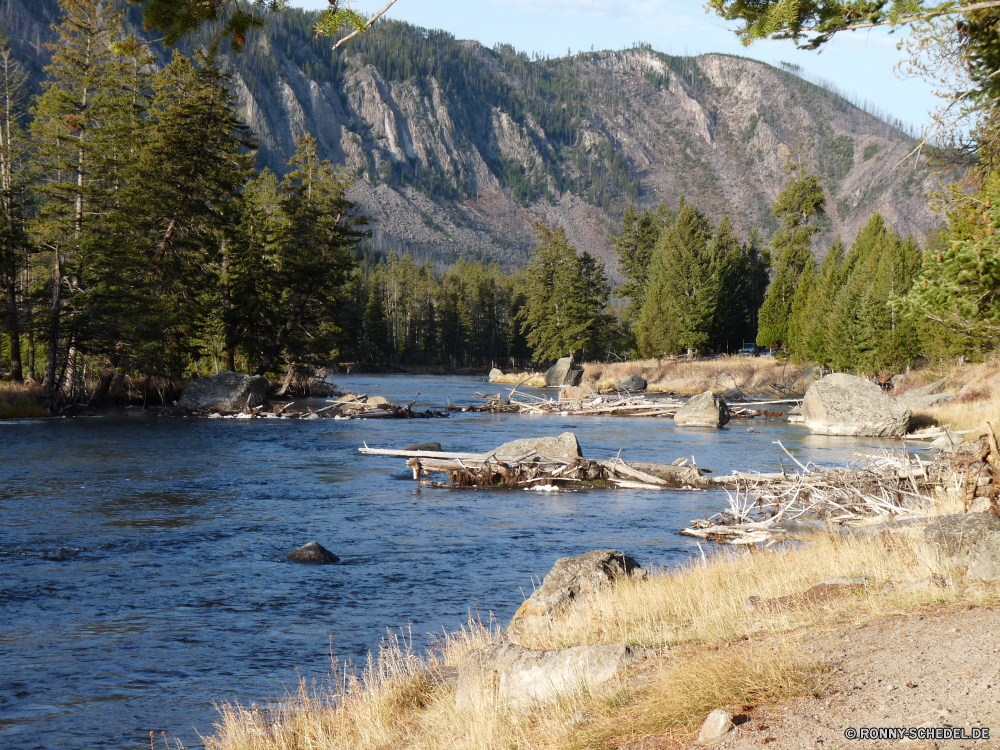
[863,143,880,160]
[519,224,613,363]
[611,202,675,321]
[127,0,288,53]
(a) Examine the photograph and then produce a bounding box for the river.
[0,374,904,749]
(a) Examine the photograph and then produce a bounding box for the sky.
[287,0,940,133]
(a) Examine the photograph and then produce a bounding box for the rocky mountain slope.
[2,0,940,275]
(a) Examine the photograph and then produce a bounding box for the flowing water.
[0,375,907,749]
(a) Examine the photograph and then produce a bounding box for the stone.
[493,432,583,459]
[907,378,949,398]
[366,396,391,406]
[285,541,340,563]
[922,513,1000,581]
[721,388,744,402]
[404,442,442,452]
[559,385,596,401]
[895,392,955,410]
[488,368,504,382]
[799,365,820,391]
[674,390,730,428]
[698,709,735,742]
[801,373,911,437]
[511,549,644,627]
[456,642,641,710]
[177,371,269,412]
[544,357,584,387]
[715,371,737,387]
[615,374,647,392]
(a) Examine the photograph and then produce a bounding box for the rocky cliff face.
[2,2,940,275]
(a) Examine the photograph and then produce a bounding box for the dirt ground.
[705,605,1000,749]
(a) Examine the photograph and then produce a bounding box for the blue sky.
[287,0,938,132]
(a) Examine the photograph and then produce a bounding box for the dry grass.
[492,356,802,395]
[891,358,1000,433]
[202,516,984,750]
[0,381,49,419]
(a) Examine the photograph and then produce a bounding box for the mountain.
[2,0,939,276]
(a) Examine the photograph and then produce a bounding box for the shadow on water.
[0,374,915,749]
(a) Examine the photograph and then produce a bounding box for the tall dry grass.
[0,381,49,419]
[202,523,978,750]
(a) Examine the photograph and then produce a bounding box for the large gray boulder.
[456,642,641,710]
[922,514,1000,581]
[544,357,584,387]
[285,541,340,563]
[615,374,647,392]
[488,368,503,382]
[511,550,643,628]
[906,378,949,398]
[178,371,269,412]
[674,390,730,428]
[896,392,955,410]
[493,432,582,459]
[801,373,911,437]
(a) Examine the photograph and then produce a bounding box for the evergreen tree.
[786,257,815,358]
[611,201,674,321]
[803,237,844,363]
[708,215,744,352]
[636,201,717,356]
[756,166,826,349]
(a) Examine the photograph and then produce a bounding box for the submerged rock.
[674,390,730,428]
[285,541,340,564]
[511,549,644,628]
[404,442,443,452]
[802,373,911,437]
[493,432,582,459]
[177,371,269,412]
[544,357,584,387]
[456,642,642,710]
[615,374,647,392]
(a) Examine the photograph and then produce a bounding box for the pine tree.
[636,201,717,356]
[31,0,124,391]
[611,201,674,321]
[786,257,815,359]
[804,238,844,364]
[708,215,744,352]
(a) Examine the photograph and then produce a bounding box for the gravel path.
[709,605,1000,749]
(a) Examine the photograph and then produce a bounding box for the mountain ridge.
[0,0,940,276]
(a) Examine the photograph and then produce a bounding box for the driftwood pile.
[682,443,946,546]
[359,445,709,490]
[948,423,1000,513]
[204,393,448,420]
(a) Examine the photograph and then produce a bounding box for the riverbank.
[0,382,48,419]
[203,475,996,750]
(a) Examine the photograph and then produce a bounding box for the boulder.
[922,513,1000,581]
[493,432,582,459]
[698,710,735,742]
[404,441,443,452]
[177,371,269,412]
[285,541,340,564]
[456,642,641,710]
[907,378,949,398]
[801,373,911,437]
[366,396,391,407]
[674,390,730,428]
[511,550,644,628]
[559,385,596,401]
[715,371,737,387]
[896,392,955,410]
[488,368,504,382]
[615,374,647,392]
[544,357,584,387]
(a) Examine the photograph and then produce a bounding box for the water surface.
[0,375,902,749]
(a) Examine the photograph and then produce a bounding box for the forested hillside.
[1,0,938,274]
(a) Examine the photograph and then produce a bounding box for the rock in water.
[488,368,503,382]
[511,550,644,628]
[802,373,911,437]
[922,514,1000,581]
[544,357,584,387]
[177,371,269,411]
[674,390,730,428]
[615,375,647,392]
[404,442,443,452]
[493,432,582,458]
[285,541,340,563]
[698,710,735,741]
[456,642,642,710]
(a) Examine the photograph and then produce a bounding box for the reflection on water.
[0,375,911,749]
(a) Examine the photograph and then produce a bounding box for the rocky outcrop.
[285,541,340,563]
[544,357,584,387]
[511,550,644,629]
[493,432,582,459]
[177,371,269,412]
[802,373,911,437]
[896,392,954,410]
[456,642,642,710]
[615,375,647,392]
[922,514,1000,581]
[674,390,730,428]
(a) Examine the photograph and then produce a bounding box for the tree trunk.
[276,362,296,397]
[221,237,234,371]
[4,266,21,381]
[60,334,77,397]
[41,252,62,392]
[24,264,34,382]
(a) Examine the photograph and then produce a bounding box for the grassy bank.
[0,382,49,419]
[492,356,802,395]
[203,492,980,750]
[893,358,1000,433]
